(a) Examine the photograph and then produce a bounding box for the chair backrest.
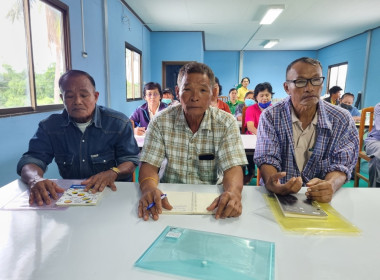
[358,106,374,151]
[241,106,248,134]
[218,96,228,102]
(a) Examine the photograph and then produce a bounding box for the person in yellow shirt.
[237,77,250,102]
[323,86,342,105]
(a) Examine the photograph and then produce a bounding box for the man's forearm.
[222,166,243,194]
[20,163,45,187]
[324,171,347,192]
[259,164,279,191]
[115,161,136,180]
[138,162,160,192]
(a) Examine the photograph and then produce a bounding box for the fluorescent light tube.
[260,6,284,25]
[263,40,279,49]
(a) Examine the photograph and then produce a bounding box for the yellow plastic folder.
[264,194,361,235]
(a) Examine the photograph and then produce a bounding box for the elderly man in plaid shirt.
[138,62,248,221]
[255,57,358,202]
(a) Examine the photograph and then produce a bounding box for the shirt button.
[103,160,106,162]
[82,140,85,142]
[82,159,85,162]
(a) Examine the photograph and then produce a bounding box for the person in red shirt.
[245,82,274,134]
[210,77,231,113]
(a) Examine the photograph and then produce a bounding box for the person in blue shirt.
[17,70,140,206]
[254,57,358,203]
[338,92,361,122]
[365,102,380,187]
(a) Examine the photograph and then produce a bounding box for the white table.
[135,134,256,150]
[1,180,380,280]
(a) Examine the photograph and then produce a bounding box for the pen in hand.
[147,193,167,210]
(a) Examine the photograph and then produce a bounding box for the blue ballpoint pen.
[147,193,167,210]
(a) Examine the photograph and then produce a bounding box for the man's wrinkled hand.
[81,170,118,193]
[305,178,334,203]
[138,187,172,221]
[29,179,64,206]
[266,172,302,195]
[207,191,242,219]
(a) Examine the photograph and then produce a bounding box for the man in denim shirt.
[17,70,139,206]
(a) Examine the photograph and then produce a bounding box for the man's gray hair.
[177,62,215,87]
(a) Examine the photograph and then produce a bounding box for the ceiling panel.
[123,0,380,51]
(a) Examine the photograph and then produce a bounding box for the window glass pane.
[30,0,65,106]
[133,52,141,98]
[126,48,133,99]
[328,67,338,89]
[0,0,31,109]
[327,63,347,95]
[336,64,347,92]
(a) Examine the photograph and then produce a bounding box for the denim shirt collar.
[61,104,101,128]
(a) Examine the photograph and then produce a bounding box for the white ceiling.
[123,0,380,51]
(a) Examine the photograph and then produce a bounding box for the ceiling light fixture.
[260,5,284,25]
[263,40,279,49]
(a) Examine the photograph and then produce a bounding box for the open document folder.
[135,226,275,280]
[264,193,361,235]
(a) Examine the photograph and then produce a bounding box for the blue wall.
[150,32,204,85]
[204,51,240,96]
[365,28,380,107]
[242,51,317,99]
[1,0,380,187]
[318,33,368,100]
[107,0,150,115]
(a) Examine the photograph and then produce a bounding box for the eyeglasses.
[286,77,325,88]
[146,93,160,98]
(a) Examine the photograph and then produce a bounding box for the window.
[125,42,142,100]
[326,62,348,95]
[0,0,71,116]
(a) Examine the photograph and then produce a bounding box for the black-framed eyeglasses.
[286,77,325,88]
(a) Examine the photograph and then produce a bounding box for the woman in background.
[226,88,243,114]
[245,82,274,135]
[210,77,231,113]
[130,82,167,135]
[237,77,250,102]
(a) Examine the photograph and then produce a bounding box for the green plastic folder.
[135,226,275,280]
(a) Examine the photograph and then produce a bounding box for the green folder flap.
[135,226,275,280]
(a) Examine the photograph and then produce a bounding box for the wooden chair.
[354,106,374,187]
[130,119,136,182]
[218,96,228,102]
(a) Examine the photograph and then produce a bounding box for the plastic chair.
[354,106,374,187]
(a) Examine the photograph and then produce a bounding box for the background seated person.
[245,82,274,135]
[17,70,140,206]
[338,92,361,122]
[226,88,243,114]
[234,91,254,121]
[210,77,231,113]
[130,82,167,135]
[365,102,380,187]
[138,62,247,221]
[254,57,358,203]
[237,77,250,102]
[324,85,342,105]
[161,87,180,106]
